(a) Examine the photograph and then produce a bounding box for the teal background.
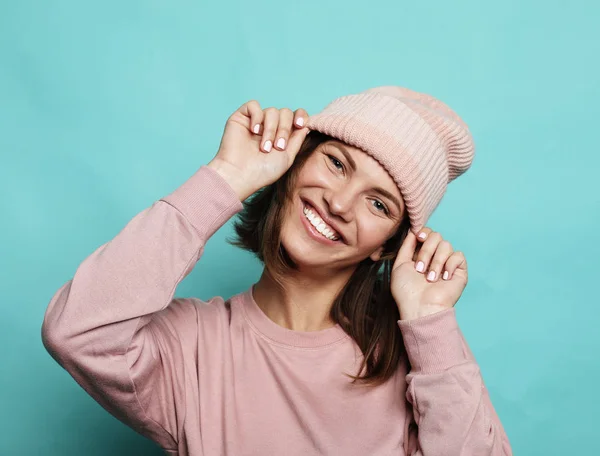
[1,0,598,454]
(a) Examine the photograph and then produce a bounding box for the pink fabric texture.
[42,166,512,455]
[307,86,476,235]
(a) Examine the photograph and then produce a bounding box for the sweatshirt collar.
[240,286,350,349]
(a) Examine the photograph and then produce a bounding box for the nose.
[323,184,356,222]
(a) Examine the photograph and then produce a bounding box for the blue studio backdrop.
[1,1,599,454]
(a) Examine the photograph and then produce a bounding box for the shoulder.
[144,292,236,345]
[169,289,248,335]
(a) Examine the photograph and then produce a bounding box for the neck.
[252,266,355,332]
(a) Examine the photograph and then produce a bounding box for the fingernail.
[253,124,260,134]
[263,140,272,152]
[416,261,425,273]
[276,138,286,149]
[427,271,436,281]
[296,117,304,127]
[443,270,449,280]
[418,232,427,240]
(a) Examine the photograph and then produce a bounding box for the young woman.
[42,86,512,455]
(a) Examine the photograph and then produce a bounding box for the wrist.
[399,303,449,321]
[206,159,254,201]
[397,307,467,373]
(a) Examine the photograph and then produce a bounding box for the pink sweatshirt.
[41,165,512,455]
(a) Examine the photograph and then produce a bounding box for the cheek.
[355,215,393,249]
[297,158,331,186]
[280,199,307,244]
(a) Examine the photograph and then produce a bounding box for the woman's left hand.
[390,227,468,321]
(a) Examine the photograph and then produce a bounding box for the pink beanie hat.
[306,86,475,235]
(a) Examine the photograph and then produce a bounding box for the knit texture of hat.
[306,86,475,235]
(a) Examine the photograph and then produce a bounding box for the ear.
[369,246,385,262]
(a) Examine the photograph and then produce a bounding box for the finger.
[425,240,453,282]
[286,125,311,160]
[239,100,264,134]
[394,229,418,268]
[414,231,442,274]
[286,109,311,158]
[261,107,279,153]
[293,108,309,129]
[415,226,433,242]
[274,108,294,151]
[441,251,467,281]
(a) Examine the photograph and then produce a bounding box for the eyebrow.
[326,142,404,215]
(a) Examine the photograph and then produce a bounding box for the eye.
[327,155,344,172]
[371,199,390,215]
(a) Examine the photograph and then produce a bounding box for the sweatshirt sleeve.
[397,308,513,456]
[41,165,243,451]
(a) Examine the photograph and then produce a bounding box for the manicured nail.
[296,117,304,127]
[416,261,425,273]
[253,124,260,134]
[276,138,286,149]
[418,232,427,240]
[442,270,449,280]
[263,140,272,152]
[427,271,436,281]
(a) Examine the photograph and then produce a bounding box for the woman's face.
[280,140,406,272]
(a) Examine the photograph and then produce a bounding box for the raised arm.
[41,166,243,449]
[41,101,311,450]
[398,309,512,455]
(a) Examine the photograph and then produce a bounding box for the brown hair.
[229,131,411,387]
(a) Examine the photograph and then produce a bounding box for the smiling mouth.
[302,203,341,241]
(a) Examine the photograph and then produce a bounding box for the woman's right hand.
[207,100,310,201]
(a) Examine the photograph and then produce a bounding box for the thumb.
[285,127,311,161]
[393,229,418,270]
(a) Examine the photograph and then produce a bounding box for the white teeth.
[303,206,340,241]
